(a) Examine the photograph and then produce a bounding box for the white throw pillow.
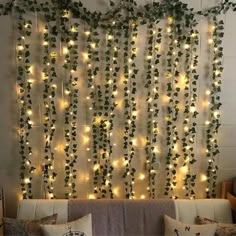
[164,215,217,236]
[41,214,92,236]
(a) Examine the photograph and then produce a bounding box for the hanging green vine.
[60,13,79,199]
[122,19,138,199]
[16,15,35,199]
[164,16,181,199]
[145,23,161,199]
[42,22,58,199]
[182,29,199,199]
[84,27,102,198]
[205,17,224,198]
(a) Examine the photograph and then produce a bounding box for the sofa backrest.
[17,199,68,224]
[175,199,232,224]
[17,199,232,236]
[68,199,175,236]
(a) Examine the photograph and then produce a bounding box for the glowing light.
[82,52,89,61]
[85,31,91,36]
[24,178,30,184]
[215,70,221,76]
[208,38,213,44]
[201,174,207,182]
[113,187,119,196]
[184,126,189,132]
[181,166,188,174]
[205,90,211,95]
[43,41,48,46]
[85,126,91,132]
[167,27,171,33]
[112,91,118,96]
[190,106,196,113]
[140,195,146,199]
[150,170,156,175]
[27,110,32,116]
[69,40,75,46]
[93,164,100,171]
[63,47,69,55]
[83,136,90,144]
[205,120,210,125]
[65,89,70,95]
[108,35,113,40]
[139,173,145,180]
[167,16,173,24]
[184,44,190,49]
[91,43,96,49]
[17,45,24,51]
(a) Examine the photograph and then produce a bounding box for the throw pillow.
[40,214,92,236]
[164,215,217,236]
[3,213,57,236]
[196,216,236,236]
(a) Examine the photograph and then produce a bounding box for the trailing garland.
[164,17,181,199]
[145,23,161,199]
[182,29,199,199]
[60,13,79,199]
[42,22,58,199]
[84,27,101,198]
[16,15,35,199]
[205,17,224,198]
[122,19,138,199]
[1,1,235,27]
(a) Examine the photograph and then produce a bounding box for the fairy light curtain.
[0,0,235,200]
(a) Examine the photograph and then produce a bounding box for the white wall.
[0,0,236,217]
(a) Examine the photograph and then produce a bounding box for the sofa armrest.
[227,192,236,212]
[221,180,233,198]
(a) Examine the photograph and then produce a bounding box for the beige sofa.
[16,199,233,236]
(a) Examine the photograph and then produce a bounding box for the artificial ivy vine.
[205,17,224,198]
[182,29,199,199]
[16,15,35,199]
[1,0,235,199]
[145,23,161,199]
[42,22,58,199]
[164,17,181,199]
[122,20,138,199]
[60,13,79,199]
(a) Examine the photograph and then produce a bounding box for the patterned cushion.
[40,214,92,236]
[196,216,236,236]
[3,213,57,236]
[164,215,217,236]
